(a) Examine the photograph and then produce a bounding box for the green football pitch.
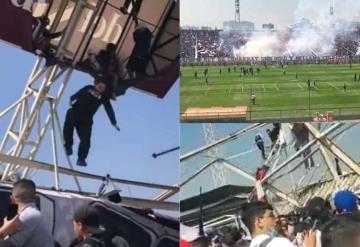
[180,64,360,121]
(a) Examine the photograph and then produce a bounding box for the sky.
[180,123,360,200]
[181,0,360,29]
[0,43,179,215]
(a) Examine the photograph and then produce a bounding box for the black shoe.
[76,159,87,167]
[65,146,73,156]
[120,6,128,14]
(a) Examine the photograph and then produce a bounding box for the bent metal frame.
[180,122,360,226]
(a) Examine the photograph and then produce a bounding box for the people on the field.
[251,92,256,105]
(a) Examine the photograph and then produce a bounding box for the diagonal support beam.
[221,159,256,183]
[262,123,343,184]
[305,123,360,176]
[181,123,266,162]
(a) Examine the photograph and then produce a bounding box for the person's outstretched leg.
[76,119,93,166]
[63,109,75,156]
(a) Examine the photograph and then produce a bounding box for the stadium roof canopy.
[180,184,252,226]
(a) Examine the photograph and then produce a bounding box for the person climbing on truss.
[63,79,120,167]
[255,133,266,160]
[126,22,153,79]
[32,16,63,66]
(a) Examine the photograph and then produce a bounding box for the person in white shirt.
[241,201,316,247]
[0,179,54,247]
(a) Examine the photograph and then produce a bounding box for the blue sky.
[0,43,179,213]
[181,0,360,29]
[180,123,360,200]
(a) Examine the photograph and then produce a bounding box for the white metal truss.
[181,123,360,217]
[202,124,226,188]
[0,60,80,190]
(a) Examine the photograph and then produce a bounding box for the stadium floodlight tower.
[235,0,240,23]
[330,0,334,16]
[202,124,227,188]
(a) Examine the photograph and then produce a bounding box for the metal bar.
[0,93,30,120]
[180,159,220,187]
[78,0,108,62]
[56,0,87,59]
[305,123,360,176]
[21,69,74,181]
[0,153,177,191]
[181,123,266,162]
[53,109,82,191]
[2,66,58,179]
[120,197,178,211]
[221,159,256,182]
[50,102,60,190]
[154,186,179,202]
[306,123,340,181]
[265,184,301,207]
[0,60,44,164]
[262,123,343,183]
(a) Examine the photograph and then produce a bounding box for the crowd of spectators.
[189,190,360,247]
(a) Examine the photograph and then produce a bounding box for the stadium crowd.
[180,28,360,66]
[187,190,360,247]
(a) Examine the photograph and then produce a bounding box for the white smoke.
[235,0,360,57]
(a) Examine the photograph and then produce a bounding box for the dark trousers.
[256,142,266,159]
[63,109,93,160]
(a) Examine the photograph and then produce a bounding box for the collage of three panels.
[0,0,359,247]
[180,1,360,247]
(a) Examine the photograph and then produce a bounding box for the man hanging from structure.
[254,133,266,160]
[126,23,153,79]
[32,16,63,66]
[63,79,120,167]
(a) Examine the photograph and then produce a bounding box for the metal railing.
[180,107,360,122]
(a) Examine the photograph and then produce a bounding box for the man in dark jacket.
[126,23,153,79]
[69,204,106,247]
[63,81,120,167]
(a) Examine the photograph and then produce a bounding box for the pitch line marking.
[263,84,266,92]
[327,82,339,90]
[273,84,279,91]
[297,83,303,89]
[205,88,209,95]
[229,86,232,94]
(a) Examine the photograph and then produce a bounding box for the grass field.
[180,64,360,121]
